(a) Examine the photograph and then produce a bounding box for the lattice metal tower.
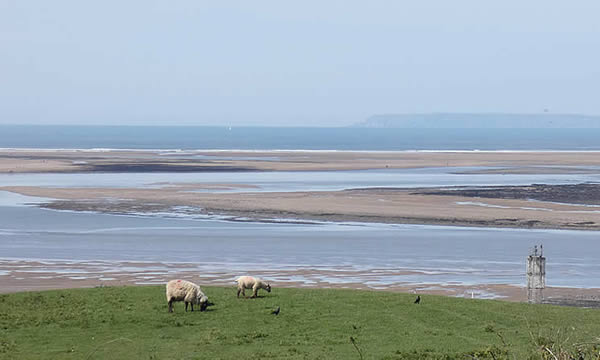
[527,245,546,304]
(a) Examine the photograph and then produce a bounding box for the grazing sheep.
[235,276,272,298]
[166,279,208,313]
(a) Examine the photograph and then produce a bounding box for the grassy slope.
[1,286,599,359]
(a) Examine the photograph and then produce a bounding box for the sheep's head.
[198,295,209,311]
[201,301,215,311]
[266,283,272,293]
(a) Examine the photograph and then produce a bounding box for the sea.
[2,125,600,150]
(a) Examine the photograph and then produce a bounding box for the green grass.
[1,286,599,359]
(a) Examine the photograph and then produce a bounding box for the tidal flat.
[1,150,599,300]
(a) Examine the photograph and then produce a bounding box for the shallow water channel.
[1,203,599,290]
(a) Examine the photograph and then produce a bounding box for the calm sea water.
[2,125,600,150]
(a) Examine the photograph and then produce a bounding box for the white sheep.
[166,279,208,313]
[235,276,272,298]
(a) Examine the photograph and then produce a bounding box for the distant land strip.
[355,113,600,128]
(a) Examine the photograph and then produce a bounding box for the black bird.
[271,306,280,315]
[414,295,421,304]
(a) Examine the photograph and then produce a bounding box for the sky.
[1,1,599,126]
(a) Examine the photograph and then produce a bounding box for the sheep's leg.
[251,287,258,298]
[168,300,173,313]
[190,303,194,312]
[242,288,246,297]
[185,302,188,312]
[237,288,241,298]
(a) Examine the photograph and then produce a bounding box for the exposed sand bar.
[3,149,600,173]
[3,184,600,230]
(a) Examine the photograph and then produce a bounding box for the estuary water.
[1,203,599,289]
[1,167,600,192]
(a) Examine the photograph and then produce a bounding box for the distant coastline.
[355,113,600,128]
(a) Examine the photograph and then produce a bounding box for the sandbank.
[2,184,600,230]
[3,149,600,173]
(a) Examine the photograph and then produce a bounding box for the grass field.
[1,286,599,359]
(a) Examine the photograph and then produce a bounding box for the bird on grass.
[271,306,280,315]
[414,295,421,304]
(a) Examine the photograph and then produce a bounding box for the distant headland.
[354,113,600,128]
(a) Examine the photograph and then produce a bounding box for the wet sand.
[4,149,600,173]
[1,259,598,304]
[416,184,600,206]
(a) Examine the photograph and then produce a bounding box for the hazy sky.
[1,1,599,126]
